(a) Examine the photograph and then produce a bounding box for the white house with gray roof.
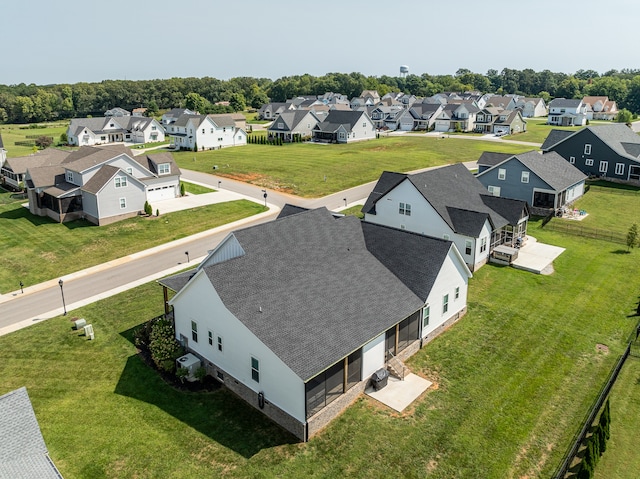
[25,145,181,225]
[162,206,471,440]
[166,114,247,151]
[67,116,165,146]
[362,164,530,271]
[547,98,587,126]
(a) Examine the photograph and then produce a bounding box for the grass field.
[513,118,582,144]
[0,122,69,157]
[0,192,265,293]
[1,185,638,478]
[172,136,532,197]
[181,181,215,195]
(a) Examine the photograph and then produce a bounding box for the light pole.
[185,251,190,263]
[217,180,221,189]
[261,189,267,207]
[19,281,24,294]
[343,197,347,207]
[58,279,67,316]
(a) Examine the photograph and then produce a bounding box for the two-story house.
[166,114,247,151]
[547,98,587,126]
[582,96,618,121]
[67,116,165,146]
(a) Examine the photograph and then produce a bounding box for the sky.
[2,0,639,86]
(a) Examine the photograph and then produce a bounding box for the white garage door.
[147,185,175,202]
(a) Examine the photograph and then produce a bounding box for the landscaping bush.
[180,182,185,197]
[148,317,184,372]
[144,200,152,216]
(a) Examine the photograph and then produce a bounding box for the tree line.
[2,68,640,124]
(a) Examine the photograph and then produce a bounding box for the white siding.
[362,333,385,380]
[200,234,245,268]
[94,176,147,219]
[171,272,306,422]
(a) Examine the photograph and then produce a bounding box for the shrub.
[156,209,159,217]
[176,366,189,383]
[194,366,207,382]
[35,136,53,149]
[180,182,186,196]
[59,132,68,145]
[149,317,184,373]
[144,201,152,216]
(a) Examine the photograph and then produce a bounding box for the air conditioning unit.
[176,353,201,382]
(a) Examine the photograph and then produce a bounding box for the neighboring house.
[350,90,380,108]
[409,103,444,130]
[433,102,479,132]
[362,163,529,271]
[166,114,247,151]
[161,206,471,441]
[483,95,518,110]
[67,116,165,146]
[474,107,503,133]
[104,107,130,117]
[161,108,195,127]
[258,102,292,120]
[25,145,181,225]
[0,387,64,479]
[132,107,148,117]
[582,96,618,121]
[547,98,587,126]
[476,150,587,213]
[541,123,640,182]
[267,110,320,141]
[312,110,375,143]
[515,97,547,118]
[1,148,69,191]
[369,105,404,129]
[0,132,7,170]
[492,109,527,135]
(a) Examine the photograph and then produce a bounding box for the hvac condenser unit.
[176,353,201,382]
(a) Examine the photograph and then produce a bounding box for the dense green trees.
[1,68,640,124]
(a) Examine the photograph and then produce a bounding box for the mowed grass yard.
[0,190,266,293]
[172,136,533,197]
[1,122,69,157]
[1,185,638,478]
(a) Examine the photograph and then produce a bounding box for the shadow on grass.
[611,249,631,255]
[115,327,297,457]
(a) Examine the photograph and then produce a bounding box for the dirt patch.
[217,172,297,194]
[596,343,610,354]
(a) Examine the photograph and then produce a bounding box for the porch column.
[394,323,399,356]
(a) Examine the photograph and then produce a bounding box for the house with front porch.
[161,206,471,441]
[362,163,529,271]
[166,114,247,151]
[67,116,165,146]
[476,150,587,214]
[312,110,375,143]
[547,98,587,126]
[433,102,479,132]
[514,97,547,117]
[25,145,181,225]
[582,96,618,121]
[409,103,444,131]
[267,110,320,141]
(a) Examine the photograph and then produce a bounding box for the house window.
[208,330,213,346]
[362,122,367,127]
[115,176,127,188]
[217,336,223,352]
[584,144,592,155]
[100,136,106,141]
[570,156,575,164]
[599,161,608,174]
[443,294,449,314]
[521,171,529,183]
[422,305,430,328]
[211,128,214,133]
[202,129,205,134]
[339,132,346,139]
[480,237,487,253]
[585,159,594,166]
[158,163,170,175]
[465,239,472,255]
[151,126,157,131]
[251,357,260,382]
[443,234,450,240]
[615,163,624,175]
[119,198,126,209]
[126,167,133,175]
[66,171,74,182]
[399,202,411,216]
[191,321,198,343]
[455,287,460,300]
[487,185,501,196]
[498,168,506,180]
[277,122,284,129]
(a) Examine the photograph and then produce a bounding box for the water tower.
[400,65,409,77]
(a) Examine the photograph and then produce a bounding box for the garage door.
[147,185,175,202]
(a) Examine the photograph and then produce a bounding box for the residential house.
[474,107,503,133]
[409,103,444,131]
[350,90,381,108]
[312,110,375,143]
[476,150,587,213]
[0,133,6,170]
[582,96,618,121]
[166,114,247,151]
[67,116,165,146]
[492,109,527,135]
[258,102,294,120]
[104,107,130,117]
[161,108,195,127]
[1,148,69,190]
[433,102,479,132]
[132,107,148,117]
[369,105,404,129]
[25,145,181,225]
[541,123,640,182]
[514,97,547,118]
[267,110,320,141]
[162,206,471,441]
[0,387,64,479]
[362,163,530,271]
[547,98,587,126]
[483,95,518,111]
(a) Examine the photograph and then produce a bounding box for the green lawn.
[513,118,582,144]
[0,122,69,157]
[1,187,638,478]
[172,136,532,197]
[181,181,215,195]
[594,357,640,479]
[0,195,265,293]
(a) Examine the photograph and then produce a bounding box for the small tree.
[156,208,159,217]
[35,136,53,149]
[616,108,634,124]
[193,142,198,152]
[627,223,638,251]
[59,132,68,145]
[194,366,207,382]
[180,182,186,196]
[144,200,152,216]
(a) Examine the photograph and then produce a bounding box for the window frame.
[465,239,472,255]
[585,158,594,166]
[498,168,506,180]
[599,161,608,173]
[399,202,411,216]
[455,286,460,300]
[217,336,223,352]
[119,197,127,209]
[443,294,449,314]
[584,144,592,155]
[191,321,198,343]
[158,163,170,175]
[422,305,430,328]
[615,163,624,175]
[251,356,260,383]
[115,176,127,188]
[208,330,213,346]
[569,156,576,164]
[521,171,529,183]
[66,171,74,183]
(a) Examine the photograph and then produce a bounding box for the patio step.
[387,355,408,380]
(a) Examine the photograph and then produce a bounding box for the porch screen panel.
[325,362,344,406]
[407,311,420,341]
[305,376,326,418]
[397,317,410,352]
[346,349,362,390]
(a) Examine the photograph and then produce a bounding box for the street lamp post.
[343,197,347,207]
[185,251,190,263]
[218,180,221,189]
[58,279,67,316]
[19,281,24,294]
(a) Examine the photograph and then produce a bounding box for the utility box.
[176,353,201,382]
[73,318,87,330]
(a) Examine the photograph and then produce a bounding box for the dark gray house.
[476,150,587,213]
[541,124,640,183]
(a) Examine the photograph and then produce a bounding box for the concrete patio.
[365,373,432,412]
[511,236,565,275]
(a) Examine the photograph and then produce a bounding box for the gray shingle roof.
[26,166,66,189]
[81,164,120,194]
[62,145,133,172]
[5,149,70,175]
[139,152,180,176]
[540,129,575,150]
[514,150,587,191]
[477,152,513,167]
[0,387,63,479]
[158,269,197,292]
[200,208,424,381]
[549,98,583,108]
[314,110,368,133]
[480,195,529,225]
